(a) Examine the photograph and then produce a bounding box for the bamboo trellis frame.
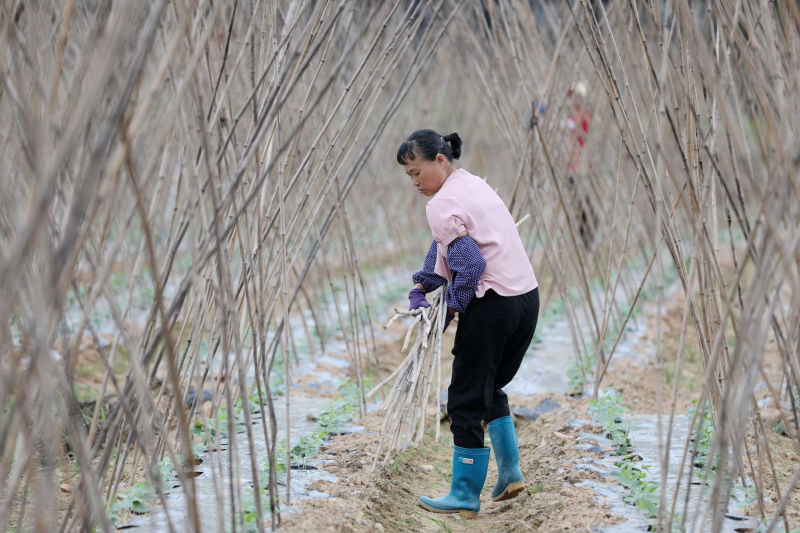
[1,0,799,531]
[0,1,461,531]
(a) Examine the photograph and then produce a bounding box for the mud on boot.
[418,446,490,518]
[487,416,525,501]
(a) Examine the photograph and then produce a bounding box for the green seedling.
[288,432,324,469]
[216,405,246,437]
[246,383,270,414]
[591,389,663,522]
[236,484,279,533]
[527,482,547,495]
[589,389,632,455]
[270,357,287,397]
[731,483,757,513]
[107,482,155,526]
[158,457,179,492]
[687,403,717,471]
[427,516,452,532]
[190,420,207,440]
[391,445,415,473]
[317,397,356,434]
[613,462,659,519]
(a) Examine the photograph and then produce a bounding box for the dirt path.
[285,395,619,532]
[280,310,624,532]
[280,284,800,532]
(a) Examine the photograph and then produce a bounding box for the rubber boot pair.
[418,416,524,517]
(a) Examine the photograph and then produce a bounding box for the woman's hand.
[408,287,430,311]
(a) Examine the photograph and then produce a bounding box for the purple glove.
[443,309,456,332]
[408,287,430,311]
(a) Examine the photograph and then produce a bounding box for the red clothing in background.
[566,110,591,173]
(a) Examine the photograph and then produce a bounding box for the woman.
[398,129,540,517]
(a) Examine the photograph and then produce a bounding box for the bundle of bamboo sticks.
[369,286,447,468]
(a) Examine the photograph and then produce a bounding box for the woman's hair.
[396,129,462,165]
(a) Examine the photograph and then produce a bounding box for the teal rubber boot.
[419,446,490,518]
[487,416,525,501]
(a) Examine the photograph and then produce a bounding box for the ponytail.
[442,132,462,160]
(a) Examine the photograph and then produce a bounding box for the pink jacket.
[426,168,538,298]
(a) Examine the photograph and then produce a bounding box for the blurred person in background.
[565,81,598,250]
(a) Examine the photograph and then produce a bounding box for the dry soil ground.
[280,286,800,532]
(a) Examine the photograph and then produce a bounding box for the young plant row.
[589,391,757,530]
[106,457,179,527]
[107,378,362,527]
[588,390,660,520]
[106,382,277,526]
[239,382,364,533]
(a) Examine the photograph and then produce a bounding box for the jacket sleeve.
[444,235,486,313]
[412,239,446,292]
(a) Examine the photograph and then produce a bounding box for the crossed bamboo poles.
[1,0,799,531]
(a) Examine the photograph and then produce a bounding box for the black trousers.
[448,287,539,448]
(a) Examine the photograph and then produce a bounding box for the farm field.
[1,1,799,532]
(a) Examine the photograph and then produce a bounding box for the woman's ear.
[435,153,446,165]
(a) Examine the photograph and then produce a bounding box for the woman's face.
[403,153,447,197]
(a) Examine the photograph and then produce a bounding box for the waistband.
[478,287,538,301]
